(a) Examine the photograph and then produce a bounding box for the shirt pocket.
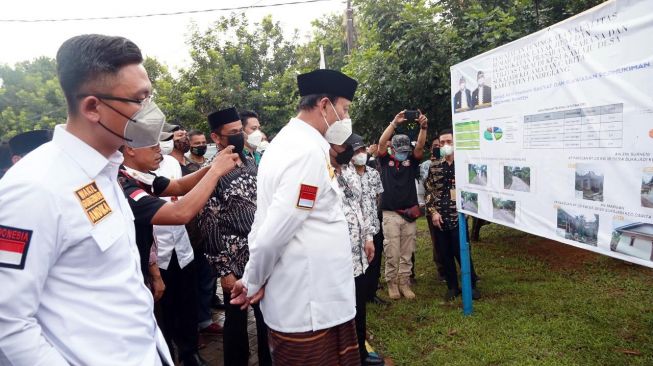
[90,212,126,252]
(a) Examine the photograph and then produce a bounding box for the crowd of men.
[0,34,480,366]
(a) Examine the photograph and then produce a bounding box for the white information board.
[450,0,653,267]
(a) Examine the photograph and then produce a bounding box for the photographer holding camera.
[377,110,427,300]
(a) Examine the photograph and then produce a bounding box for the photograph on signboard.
[610,220,653,261]
[555,207,599,246]
[461,191,479,213]
[642,170,653,208]
[452,67,492,114]
[492,197,516,223]
[503,166,531,192]
[574,164,604,202]
[468,164,488,186]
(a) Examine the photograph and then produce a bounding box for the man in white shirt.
[231,69,361,365]
[0,34,175,366]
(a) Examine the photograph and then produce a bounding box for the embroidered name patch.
[0,225,32,269]
[75,181,113,225]
[297,184,318,209]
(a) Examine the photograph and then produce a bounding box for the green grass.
[367,219,653,366]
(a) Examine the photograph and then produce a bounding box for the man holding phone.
[377,109,428,300]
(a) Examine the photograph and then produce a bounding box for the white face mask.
[352,152,367,166]
[440,144,454,156]
[323,101,352,145]
[159,139,174,155]
[247,129,263,148]
[257,140,270,153]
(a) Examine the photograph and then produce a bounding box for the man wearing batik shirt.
[424,129,480,302]
[197,107,271,366]
[332,135,383,366]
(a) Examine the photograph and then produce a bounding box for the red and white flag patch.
[297,184,318,210]
[129,189,149,202]
[0,225,32,269]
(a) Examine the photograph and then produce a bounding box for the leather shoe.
[368,295,389,306]
[472,288,481,300]
[444,288,461,301]
[364,354,385,365]
[181,352,208,366]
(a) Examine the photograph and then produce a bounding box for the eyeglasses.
[77,93,153,106]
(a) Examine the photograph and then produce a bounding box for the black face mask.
[174,138,190,153]
[335,144,355,165]
[432,147,441,159]
[191,145,207,157]
[226,132,247,161]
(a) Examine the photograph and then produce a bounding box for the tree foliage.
[0,0,605,142]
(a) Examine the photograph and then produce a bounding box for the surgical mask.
[323,101,352,145]
[478,77,485,86]
[98,100,166,149]
[174,138,190,153]
[459,83,465,91]
[395,152,409,162]
[247,130,263,148]
[257,140,269,153]
[335,145,355,165]
[159,139,174,155]
[352,152,367,166]
[190,145,207,157]
[440,144,454,156]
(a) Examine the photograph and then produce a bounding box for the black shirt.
[378,152,420,211]
[117,168,170,282]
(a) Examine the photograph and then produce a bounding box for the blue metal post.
[458,213,473,315]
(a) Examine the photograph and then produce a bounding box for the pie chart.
[484,127,503,141]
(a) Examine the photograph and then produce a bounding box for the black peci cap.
[297,69,358,101]
[8,130,52,157]
[208,107,240,131]
[0,141,11,170]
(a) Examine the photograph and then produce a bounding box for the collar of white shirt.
[288,117,330,151]
[52,124,124,179]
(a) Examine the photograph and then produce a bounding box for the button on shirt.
[0,125,172,366]
[153,155,194,270]
[242,118,356,333]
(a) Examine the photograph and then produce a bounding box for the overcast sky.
[0,0,344,72]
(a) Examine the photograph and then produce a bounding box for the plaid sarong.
[268,319,360,366]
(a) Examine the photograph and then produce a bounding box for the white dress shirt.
[0,125,172,366]
[153,155,194,270]
[242,118,356,333]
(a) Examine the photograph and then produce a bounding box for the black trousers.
[434,226,478,290]
[366,214,384,301]
[354,273,369,363]
[222,287,272,366]
[158,251,199,362]
[427,218,445,277]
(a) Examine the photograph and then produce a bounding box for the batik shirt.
[337,164,373,277]
[358,166,383,236]
[197,154,257,277]
[424,158,459,230]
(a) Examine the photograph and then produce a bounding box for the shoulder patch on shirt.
[388,160,395,167]
[129,189,149,202]
[402,160,411,167]
[0,225,32,269]
[297,184,318,210]
[74,181,113,225]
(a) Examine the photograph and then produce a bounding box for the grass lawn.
[367,218,653,365]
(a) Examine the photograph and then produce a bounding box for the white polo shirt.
[242,118,356,333]
[153,155,194,270]
[0,125,172,365]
